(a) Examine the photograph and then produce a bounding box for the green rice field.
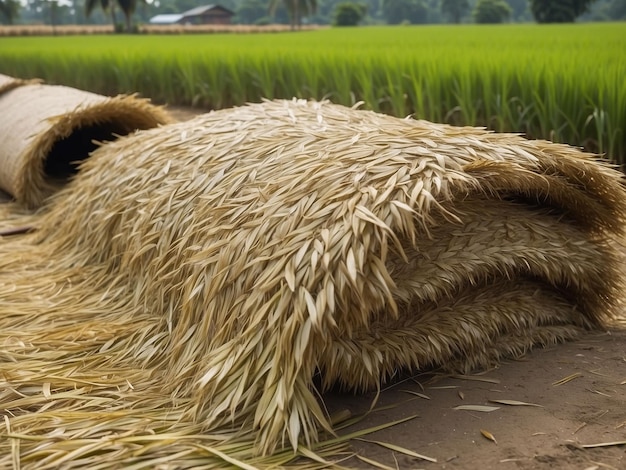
[0,23,625,162]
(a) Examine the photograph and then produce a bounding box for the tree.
[473,0,511,22]
[114,0,140,31]
[441,0,469,23]
[236,0,267,23]
[0,0,20,24]
[609,0,626,18]
[506,0,530,20]
[269,0,318,29]
[86,0,143,32]
[86,0,118,28]
[333,1,366,24]
[424,0,442,22]
[529,0,597,22]
[383,0,428,24]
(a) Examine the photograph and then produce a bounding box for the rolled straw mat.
[0,74,40,204]
[0,73,41,95]
[0,79,172,208]
[0,99,625,468]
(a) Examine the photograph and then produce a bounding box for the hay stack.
[0,99,624,468]
[0,78,172,208]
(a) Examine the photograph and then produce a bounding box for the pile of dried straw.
[0,94,624,468]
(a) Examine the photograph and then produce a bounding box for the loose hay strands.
[552,373,584,387]
[454,405,500,413]
[355,438,437,463]
[488,399,542,407]
[0,99,625,468]
[578,440,626,449]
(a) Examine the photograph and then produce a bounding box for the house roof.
[149,14,183,24]
[181,5,235,17]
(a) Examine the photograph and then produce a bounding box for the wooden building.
[149,5,234,25]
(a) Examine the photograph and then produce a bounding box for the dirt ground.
[169,106,625,470]
[331,329,626,470]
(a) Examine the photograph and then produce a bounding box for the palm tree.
[116,0,140,32]
[0,0,20,24]
[86,0,118,28]
[86,0,141,32]
[269,0,317,30]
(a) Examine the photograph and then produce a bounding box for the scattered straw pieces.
[480,429,498,444]
[488,399,542,407]
[454,405,500,413]
[450,375,501,384]
[552,372,583,386]
[355,439,437,463]
[587,369,610,377]
[340,416,419,440]
[195,445,260,470]
[355,454,398,470]
[401,390,430,400]
[578,440,626,449]
[329,409,352,426]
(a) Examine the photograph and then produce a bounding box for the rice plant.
[0,23,624,162]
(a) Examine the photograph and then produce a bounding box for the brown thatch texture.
[0,82,172,208]
[0,99,624,468]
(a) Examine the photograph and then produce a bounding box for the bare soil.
[332,329,625,470]
[169,106,626,470]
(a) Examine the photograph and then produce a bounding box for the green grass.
[0,23,625,162]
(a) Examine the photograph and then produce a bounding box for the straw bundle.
[0,79,172,208]
[0,99,624,468]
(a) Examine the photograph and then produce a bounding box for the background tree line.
[1,0,625,29]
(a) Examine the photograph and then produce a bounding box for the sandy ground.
[332,329,625,470]
[169,106,625,470]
